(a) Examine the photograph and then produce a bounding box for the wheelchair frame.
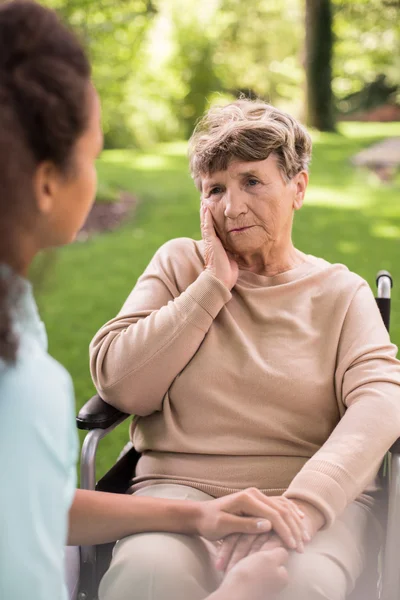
[76,270,400,600]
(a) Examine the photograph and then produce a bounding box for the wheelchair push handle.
[376,270,392,302]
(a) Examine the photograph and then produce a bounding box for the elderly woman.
[90,100,400,600]
[0,5,295,597]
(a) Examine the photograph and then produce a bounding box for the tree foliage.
[42,0,157,145]
[41,0,399,142]
[333,0,400,112]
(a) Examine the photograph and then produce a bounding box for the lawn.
[34,122,400,477]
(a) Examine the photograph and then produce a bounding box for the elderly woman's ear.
[292,170,308,211]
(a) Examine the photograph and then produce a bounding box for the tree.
[333,0,400,114]
[215,0,303,108]
[39,0,400,143]
[305,0,335,131]
[42,0,157,146]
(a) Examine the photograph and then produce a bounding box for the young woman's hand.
[200,203,238,290]
[209,541,289,600]
[195,488,306,548]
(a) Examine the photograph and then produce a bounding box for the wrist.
[292,500,325,535]
[168,500,203,535]
[204,266,231,291]
[135,498,201,535]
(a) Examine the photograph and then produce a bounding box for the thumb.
[220,514,272,536]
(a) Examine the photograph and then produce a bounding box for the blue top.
[0,268,77,600]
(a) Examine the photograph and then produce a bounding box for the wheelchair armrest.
[76,394,129,430]
[390,437,400,455]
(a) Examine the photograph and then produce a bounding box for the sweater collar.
[237,256,321,288]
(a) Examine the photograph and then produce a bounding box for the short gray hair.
[188,99,312,190]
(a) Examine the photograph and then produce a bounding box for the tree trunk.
[305,0,335,131]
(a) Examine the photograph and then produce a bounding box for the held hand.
[200,203,238,290]
[214,494,310,573]
[195,488,306,547]
[215,500,325,575]
[290,499,325,539]
[214,545,289,600]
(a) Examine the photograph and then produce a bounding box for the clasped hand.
[215,496,325,574]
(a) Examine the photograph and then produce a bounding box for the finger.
[260,535,286,553]
[277,565,289,586]
[200,203,206,232]
[238,532,271,565]
[282,497,305,518]
[268,546,290,566]
[277,500,307,549]
[250,534,270,554]
[283,508,305,552]
[225,534,259,573]
[252,500,299,551]
[284,500,310,542]
[223,491,300,550]
[241,489,303,520]
[218,513,272,536]
[268,508,303,553]
[206,205,219,235]
[281,497,307,527]
[255,495,306,550]
[224,492,297,549]
[225,532,271,574]
[201,206,216,244]
[254,492,305,526]
[216,534,240,572]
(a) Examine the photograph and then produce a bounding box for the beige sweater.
[90,238,400,526]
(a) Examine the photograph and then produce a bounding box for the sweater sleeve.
[284,280,400,527]
[89,240,232,416]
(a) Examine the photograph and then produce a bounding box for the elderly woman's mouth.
[228,226,255,234]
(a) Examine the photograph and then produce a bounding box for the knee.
[99,532,215,600]
[281,553,347,600]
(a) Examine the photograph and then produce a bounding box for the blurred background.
[35,0,400,474]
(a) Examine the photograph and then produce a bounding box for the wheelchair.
[75,270,400,600]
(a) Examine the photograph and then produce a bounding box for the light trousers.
[99,484,380,600]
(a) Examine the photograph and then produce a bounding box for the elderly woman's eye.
[247,178,259,187]
[209,186,223,196]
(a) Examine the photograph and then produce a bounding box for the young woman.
[0,2,304,599]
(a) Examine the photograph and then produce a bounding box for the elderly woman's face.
[201,154,307,256]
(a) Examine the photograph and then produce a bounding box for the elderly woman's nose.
[224,190,247,219]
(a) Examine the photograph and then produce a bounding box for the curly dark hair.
[0,0,91,363]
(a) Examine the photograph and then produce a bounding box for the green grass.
[34,122,400,477]
[95,180,120,203]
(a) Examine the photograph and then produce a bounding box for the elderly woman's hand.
[216,498,325,574]
[197,489,306,548]
[201,204,239,290]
